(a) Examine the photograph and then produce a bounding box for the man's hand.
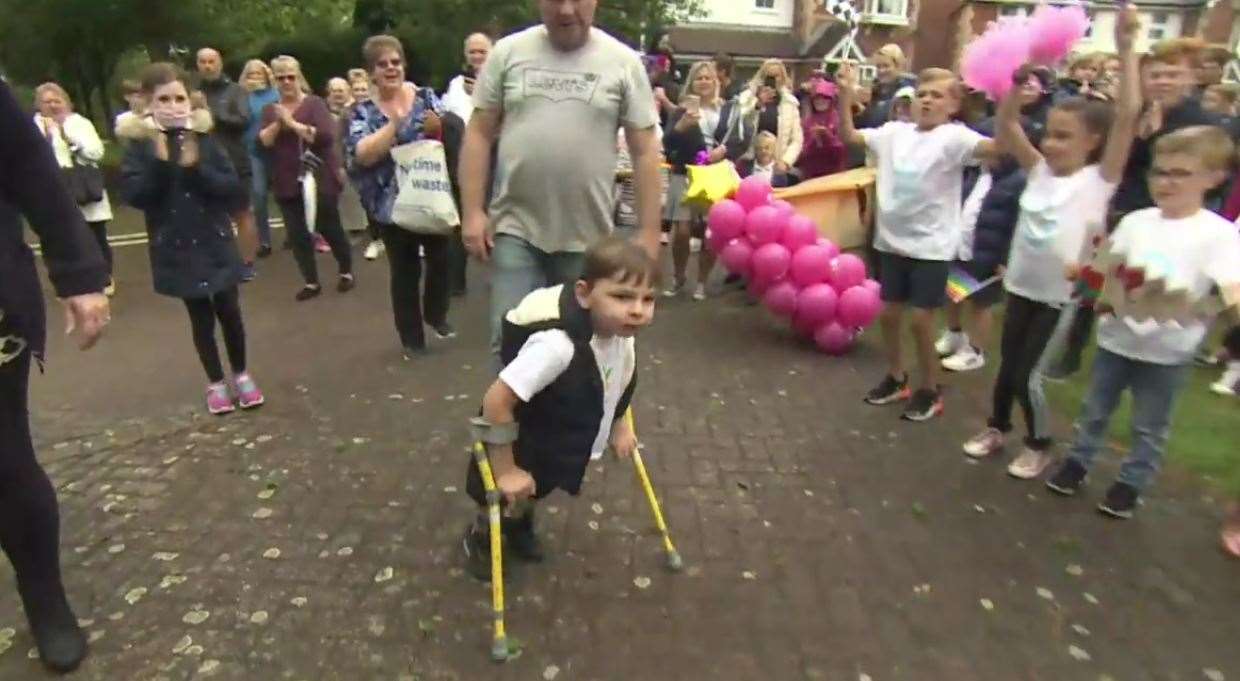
[462,211,493,261]
[1115,3,1140,54]
[495,467,536,504]
[423,112,442,138]
[611,423,639,460]
[708,145,727,163]
[61,293,109,350]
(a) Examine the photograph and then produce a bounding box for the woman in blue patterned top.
[346,34,455,358]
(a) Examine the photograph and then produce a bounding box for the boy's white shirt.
[957,170,992,261]
[1096,207,1240,365]
[752,160,776,180]
[861,120,986,261]
[1004,160,1116,304]
[499,289,637,458]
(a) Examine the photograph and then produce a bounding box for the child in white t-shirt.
[1045,125,1240,518]
[838,65,996,421]
[963,8,1143,480]
[461,237,657,578]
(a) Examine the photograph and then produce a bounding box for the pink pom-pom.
[1028,4,1091,65]
[961,18,1032,101]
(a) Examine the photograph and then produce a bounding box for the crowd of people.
[2,0,1240,673]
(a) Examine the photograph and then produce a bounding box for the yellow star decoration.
[682,161,741,210]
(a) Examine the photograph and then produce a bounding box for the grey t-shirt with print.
[473,25,659,254]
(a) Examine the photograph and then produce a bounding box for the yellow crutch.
[625,409,683,571]
[471,442,509,661]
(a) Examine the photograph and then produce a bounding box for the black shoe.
[432,322,457,340]
[295,285,321,301]
[901,387,944,422]
[337,274,355,293]
[864,374,911,406]
[18,581,87,673]
[1098,481,1140,519]
[256,244,273,259]
[462,522,493,582]
[402,344,429,360]
[502,511,545,563]
[1046,459,1088,496]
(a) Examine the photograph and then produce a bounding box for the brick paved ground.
[1,231,1237,680]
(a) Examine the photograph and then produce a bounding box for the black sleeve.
[214,84,251,132]
[184,134,241,200]
[0,80,107,297]
[120,139,173,210]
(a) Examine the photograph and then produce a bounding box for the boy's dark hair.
[1154,125,1235,173]
[712,52,734,78]
[1050,96,1114,163]
[581,237,661,288]
[139,62,189,94]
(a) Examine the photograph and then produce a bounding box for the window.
[863,0,909,23]
[1147,11,1171,40]
[755,0,775,8]
[998,4,1031,19]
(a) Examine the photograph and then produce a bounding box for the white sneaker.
[1211,361,1240,396]
[663,280,685,298]
[935,330,968,358]
[659,232,670,245]
[1007,448,1056,480]
[363,241,385,261]
[962,427,1005,458]
[690,237,702,253]
[942,346,986,372]
[692,283,707,301]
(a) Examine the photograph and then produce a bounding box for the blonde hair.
[1155,125,1235,172]
[270,55,312,94]
[240,59,274,91]
[34,82,72,109]
[917,67,963,99]
[347,68,369,85]
[1206,83,1240,105]
[874,44,906,70]
[748,59,790,93]
[680,61,720,105]
[754,131,778,155]
[1149,37,1206,67]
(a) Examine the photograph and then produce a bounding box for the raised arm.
[835,63,867,147]
[1100,5,1142,184]
[996,77,1043,171]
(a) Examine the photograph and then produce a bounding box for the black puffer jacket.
[969,158,1027,273]
[1112,96,1220,217]
[0,80,107,360]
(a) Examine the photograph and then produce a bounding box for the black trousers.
[1224,325,1240,357]
[381,224,450,350]
[277,194,352,286]
[990,293,1068,449]
[183,286,246,383]
[448,226,468,294]
[87,220,112,276]
[0,337,75,633]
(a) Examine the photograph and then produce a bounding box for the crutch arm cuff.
[471,416,519,445]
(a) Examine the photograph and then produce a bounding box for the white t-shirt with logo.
[1004,160,1116,305]
[474,26,660,253]
[861,121,986,261]
[958,170,992,262]
[1096,208,1240,365]
[499,330,636,458]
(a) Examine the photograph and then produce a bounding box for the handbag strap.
[53,122,80,169]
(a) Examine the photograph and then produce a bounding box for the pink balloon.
[707,228,732,254]
[762,280,799,318]
[720,239,755,277]
[735,175,773,211]
[790,244,833,288]
[837,285,883,328]
[748,276,774,298]
[815,237,841,261]
[745,205,783,245]
[781,215,818,252]
[771,199,795,222]
[796,283,838,327]
[861,278,881,296]
[814,322,855,356]
[830,253,867,292]
[707,199,747,242]
[751,243,792,283]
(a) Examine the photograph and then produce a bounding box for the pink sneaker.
[233,372,265,409]
[206,381,235,415]
[314,234,330,253]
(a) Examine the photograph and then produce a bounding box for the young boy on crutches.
[463,237,658,582]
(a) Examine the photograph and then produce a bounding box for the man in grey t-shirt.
[459,0,662,359]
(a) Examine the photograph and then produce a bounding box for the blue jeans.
[1067,348,1189,491]
[249,152,272,248]
[489,234,586,365]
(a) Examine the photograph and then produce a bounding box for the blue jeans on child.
[1066,348,1189,491]
[489,234,586,366]
[249,151,272,249]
